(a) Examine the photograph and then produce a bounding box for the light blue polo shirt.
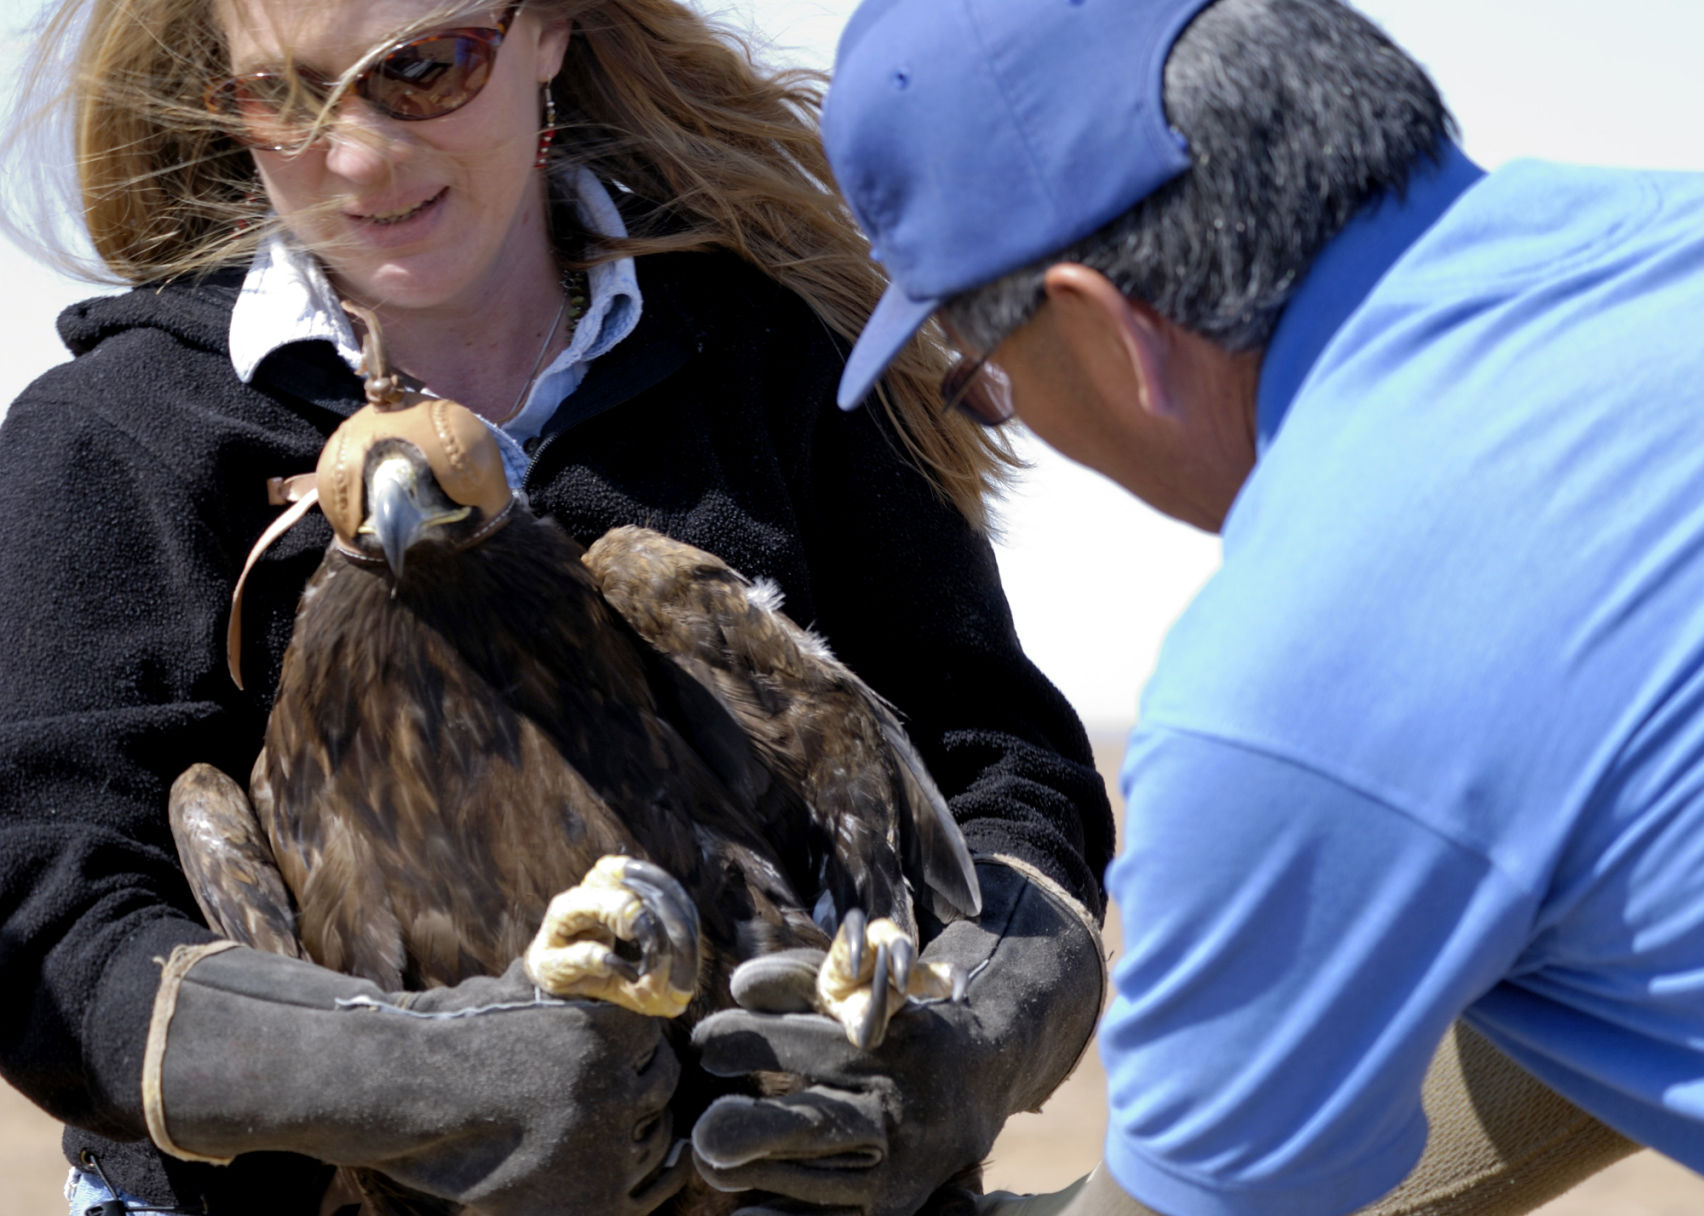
[1102,144,1704,1216]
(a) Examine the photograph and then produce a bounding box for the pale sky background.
[2,1,1703,738]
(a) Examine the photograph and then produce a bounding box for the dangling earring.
[535,85,557,170]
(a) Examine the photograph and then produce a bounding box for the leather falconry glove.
[142,942,691,1216]
[974,1024,1636,1216]
[691,858,1106,1216]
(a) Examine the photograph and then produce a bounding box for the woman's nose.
[318,98,407,182]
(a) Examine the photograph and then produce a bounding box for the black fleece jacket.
[0,247,1113,1211]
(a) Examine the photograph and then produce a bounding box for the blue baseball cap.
[824,0,1213,409]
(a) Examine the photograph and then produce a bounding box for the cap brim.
[836,280,942,410]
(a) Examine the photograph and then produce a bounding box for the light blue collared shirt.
[1103,149,1704,1214]
[229,166,643,487]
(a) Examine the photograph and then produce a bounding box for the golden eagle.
[167,317,980,1215]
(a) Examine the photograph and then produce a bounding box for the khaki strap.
[1363,1023,1637,1215]
[227,483,320,690]
[143,940,243,1165]
[987,1023,1636,1216]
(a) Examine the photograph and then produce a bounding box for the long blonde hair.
[8,0,1015,525]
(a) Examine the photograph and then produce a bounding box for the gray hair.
[943,0,1454,354]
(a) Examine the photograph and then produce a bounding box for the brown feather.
[170,396,973,1216]
[585,525,980,930]
[169,763,304,959]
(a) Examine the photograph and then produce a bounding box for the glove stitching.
[337,992,574,1019]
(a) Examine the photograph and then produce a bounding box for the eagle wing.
[168,760,304,958]
[583,525,981,934]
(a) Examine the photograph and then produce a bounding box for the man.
[749,0,1704,1214]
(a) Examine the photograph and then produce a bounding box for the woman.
[0,2,1113,1214]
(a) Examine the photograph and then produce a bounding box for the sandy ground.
[6,742,1701,1214]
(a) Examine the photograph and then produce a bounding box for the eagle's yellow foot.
[816,908,964,1049]
[524,855,700,1018]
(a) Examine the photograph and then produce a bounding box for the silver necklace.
[497,289,570,426]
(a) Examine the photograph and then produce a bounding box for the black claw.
[856,942,892,1049]
[621,870,701,995]
[666,937,699,995]
[629,906,663,969]
[622,856,680,893]
[842,907,868,978]
[890,935,915,996]
[627,862,700,944]
[623,874,696,941]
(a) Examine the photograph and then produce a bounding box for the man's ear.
[1040,263,1173,418]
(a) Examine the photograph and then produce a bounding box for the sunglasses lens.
[941,352,1016,427]
[209,30,501,147]
[362,34,497,120]
[940,353,978,408]
[960,364,1016,427]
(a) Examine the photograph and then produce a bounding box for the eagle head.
[316,398,515,581]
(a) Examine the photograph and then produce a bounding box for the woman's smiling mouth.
[351,188,448,226]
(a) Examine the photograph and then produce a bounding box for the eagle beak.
[365,456,429,579]
[362,455,473,579]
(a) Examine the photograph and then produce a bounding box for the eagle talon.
[814,912,959,1049]
[855,942,893,1049]
[889,934,916,996]
[842,907,868,977]
[524,855,700,1018]
[619,868,700,998]
[950,962,969,1004]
